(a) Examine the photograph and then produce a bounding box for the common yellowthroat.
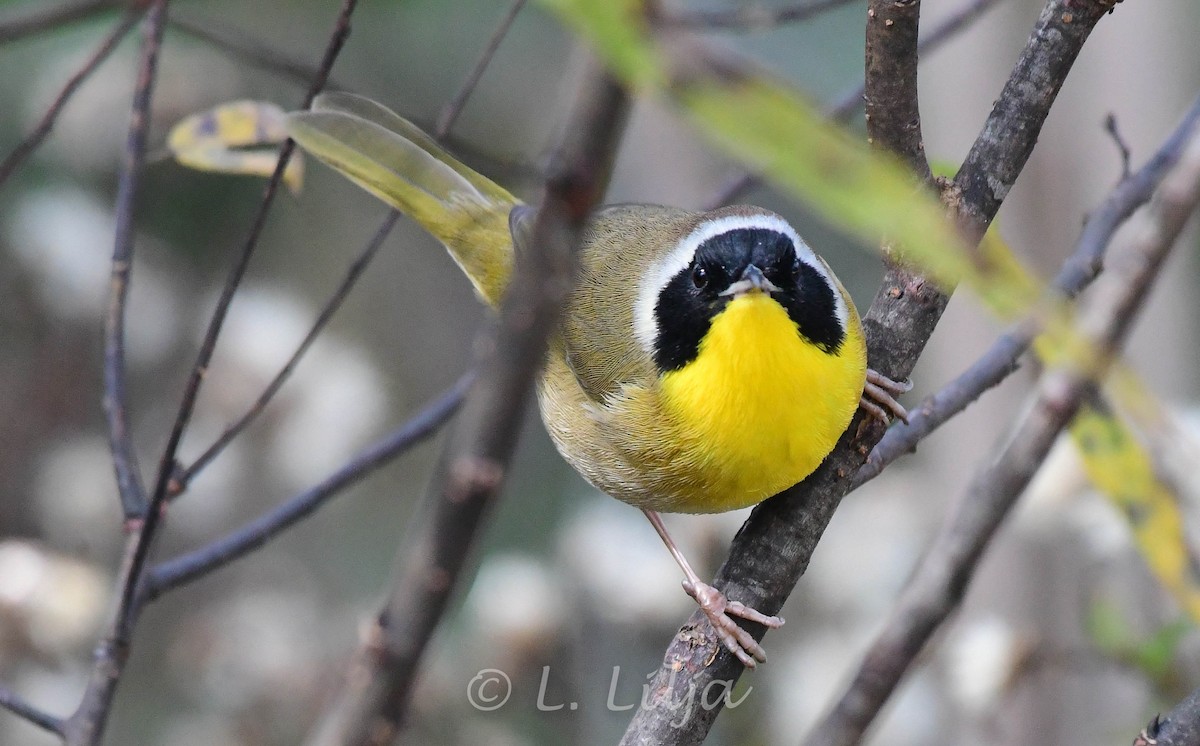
[286,93,908,667]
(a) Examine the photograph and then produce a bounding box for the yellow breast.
[658,293,866,512]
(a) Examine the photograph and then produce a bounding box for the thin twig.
[176,2,514,493]
[855,93,1200,488]
[147,0,354,527]
[1105,112,1133,180]
[806,125,1200,746]
[63,4,359,744]
[0,0,118,45]
[435,0,527,139]
[0,9,141,189]
[0,683,64,736]
[172,210,401,494]
[144,374,473,599]
[305,60,631,746]
[660,0,856,31]
[100,6,156,521]
[63,5,167,742]
[167,11,338,89]
[708,0,1008,208]
[623,0,1116,742]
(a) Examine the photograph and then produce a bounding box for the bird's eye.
[692,264,709,289]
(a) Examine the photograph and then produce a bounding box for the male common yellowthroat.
[286,93,907,667]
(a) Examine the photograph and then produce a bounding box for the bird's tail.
[286,92,521,307]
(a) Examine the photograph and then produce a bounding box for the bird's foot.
[861,368,912,424]
[682,579,784,668]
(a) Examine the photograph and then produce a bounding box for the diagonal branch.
[143,374,473,600]
[623,0,1117,743]
[435,0,527,139]
[0,0,118,45]
[953,0,1114,241]
[806,122,1200,746]
[62,4,360,744]
[304,60,631,746]
[0,8,141,189]
[167,10,341,90]
[710,0,1008,208]
[0,682,64,737]
[171,210,400,495]
[855,92,1200,488]
[660,0,857,31]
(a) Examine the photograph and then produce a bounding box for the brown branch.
[864,0,929,180]
[708,0,1008,208]
[0,9,140,189]
[0,683,63,737]
[953,0,1115,242]
[100,5,157,521]
[143,374,473,600]
[623,1,1116,742]
[64,5,168,740]
[435,0,527,139]
[60,4,359,744]
[0,0,119,45]
[806,123,1200,746]
[855,92,1200,488]
[660,0,857,31]
[304,61,630,746]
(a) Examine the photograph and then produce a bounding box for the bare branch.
[60,5,166,743]
[167,10,339,90]
[808,122,1200,746]
[624,1,1116,742]
[62,4,360,743]
[856,92,1200,488]
[305,61,631,746]
[0,0,118,45]
[954,0,1115,241]
[0,683,63,737]
[143,374,473,600]
[147,0,354,524]
[709,0,1008,208]
[435,0,527,139]
[100,4,157,521]
[660,0,857,31]
[173,210,400,494]
[0,9,140,189]
[864,0,929,179]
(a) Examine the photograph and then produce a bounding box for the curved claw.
[683,579,784,668]
[862,368,912,424]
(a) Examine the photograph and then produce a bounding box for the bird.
[285,92,909,667]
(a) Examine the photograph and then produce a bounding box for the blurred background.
[1,0,1199,744]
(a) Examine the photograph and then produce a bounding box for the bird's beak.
[718,264,781,297]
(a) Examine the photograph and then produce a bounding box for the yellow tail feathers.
[286,92,521,306]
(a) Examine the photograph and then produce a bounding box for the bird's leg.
[861,368,912,424]
[641,509,784,668]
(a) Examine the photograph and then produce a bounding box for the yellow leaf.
[167,100,303,193]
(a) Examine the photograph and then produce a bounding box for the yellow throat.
[659,292,865,511]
